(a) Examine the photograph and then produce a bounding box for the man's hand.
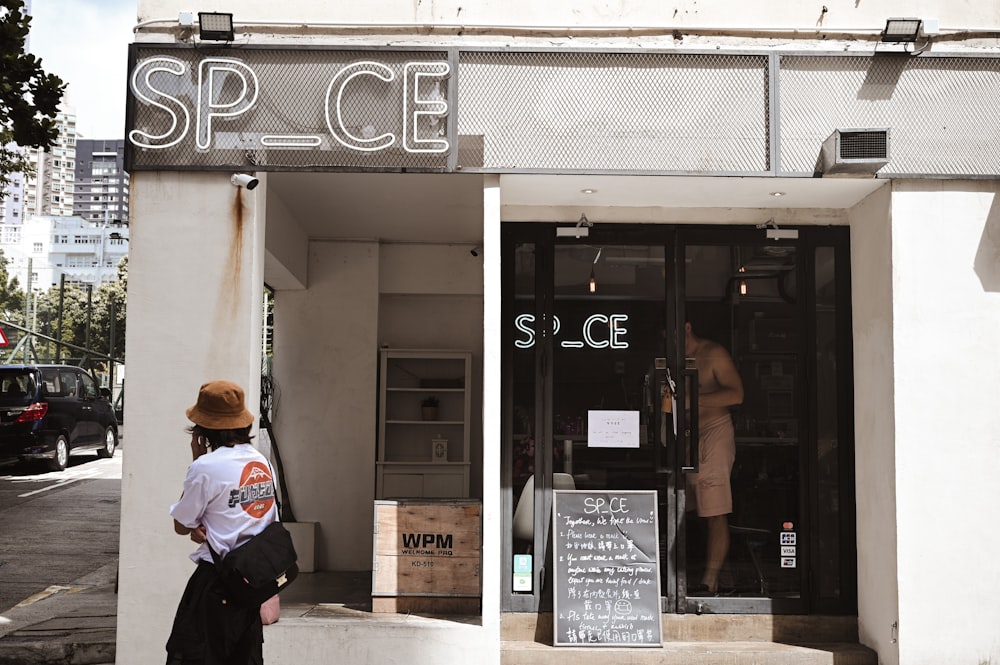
[190,431,209,461]
[174,519,208,544]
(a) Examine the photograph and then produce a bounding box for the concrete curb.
[0,560,118,665]
[0,642,115,665]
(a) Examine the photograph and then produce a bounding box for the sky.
[27,0,136,140]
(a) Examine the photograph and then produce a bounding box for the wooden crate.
[372,499,482,614]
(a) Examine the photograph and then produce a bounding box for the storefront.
[118,3,1000,665]
[503,224,856,616]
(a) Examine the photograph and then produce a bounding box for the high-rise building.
[73,139,129,223]
[22,101,78,219]
[0,169,26,225]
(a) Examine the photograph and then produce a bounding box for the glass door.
[502,224,855,616]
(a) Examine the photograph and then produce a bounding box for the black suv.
[0,365,119,471]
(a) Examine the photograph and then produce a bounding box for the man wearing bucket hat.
[165,380,277,665]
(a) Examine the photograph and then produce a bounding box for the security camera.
[231,173,259,190]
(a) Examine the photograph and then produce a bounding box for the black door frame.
[501,222,856,616]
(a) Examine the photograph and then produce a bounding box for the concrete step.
[501,613,877,665]
[503,612,863,643]
[502,640,877,665]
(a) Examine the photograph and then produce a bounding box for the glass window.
[80,372,98,399]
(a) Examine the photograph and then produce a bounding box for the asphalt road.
[0,442,122,613]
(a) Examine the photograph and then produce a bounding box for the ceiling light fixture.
[756,219,799,241]
[589,247,602,294]
[581,188,597,194]
[556,213,594,238]
[770,191,786,197]
[199,12,235,41]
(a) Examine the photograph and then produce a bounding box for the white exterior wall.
[116,171,265,665]
[850,182,1000,665]
[268,240,487,572]
[270,241,380,571]
[889,182,1000,665]
[848,186,898,662]
[137,0,998,34]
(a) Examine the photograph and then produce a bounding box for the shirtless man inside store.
[664,321,744,594]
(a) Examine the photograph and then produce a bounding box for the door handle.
[680,368,699,473]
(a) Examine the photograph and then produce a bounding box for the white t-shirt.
[170,444,279,564]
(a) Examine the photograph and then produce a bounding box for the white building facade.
[0,215,128,290]
[118,3,1000,665]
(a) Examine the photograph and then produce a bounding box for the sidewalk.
[0,560,118,665]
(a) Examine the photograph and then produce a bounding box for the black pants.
[165,561,264,665]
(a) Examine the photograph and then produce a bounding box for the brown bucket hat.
[186,380,255,429]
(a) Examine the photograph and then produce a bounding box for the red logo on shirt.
[235,461,275,518]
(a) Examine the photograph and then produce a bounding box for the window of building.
[32,242,42,253]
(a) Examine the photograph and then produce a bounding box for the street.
[0,444,122,613]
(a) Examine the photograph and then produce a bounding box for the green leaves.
[0,0,66,188]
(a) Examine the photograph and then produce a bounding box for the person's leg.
[693,416,736,594]
[702,514,729,593]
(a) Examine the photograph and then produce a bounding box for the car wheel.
[98,427,117,458]
[49,435,69,472]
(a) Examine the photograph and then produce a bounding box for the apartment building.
[22,104,77,219]
[73,140,129,224]
[0,170,26,225]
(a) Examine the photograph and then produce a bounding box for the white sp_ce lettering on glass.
[514,314,630,350]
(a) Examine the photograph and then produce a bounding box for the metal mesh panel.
[129,47,450,171]
[128,46,1000,177]
[779,55,1000,176]
[457,51,769,173]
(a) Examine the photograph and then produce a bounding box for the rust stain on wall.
[223,188,245,313]
[207,184,251,369]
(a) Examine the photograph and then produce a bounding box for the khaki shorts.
[685,414,735,518]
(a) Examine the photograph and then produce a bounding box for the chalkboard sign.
[552,490,662,647]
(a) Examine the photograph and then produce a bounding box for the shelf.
[378,349,472,499]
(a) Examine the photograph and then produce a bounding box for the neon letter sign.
[326,61,397,152]
[196,59,259,151]
[403,62,450,153]
[129,56,451,155]
[128,57,191,149]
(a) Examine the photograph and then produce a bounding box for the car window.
[0,371,34,403]
[80,372,98,399]
[58,371,78,397]
[39,368,61,396]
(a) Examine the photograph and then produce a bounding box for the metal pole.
[56,274,65,363]
[85,284,93,358]
[108,298,116,391]
[23,258,31,364]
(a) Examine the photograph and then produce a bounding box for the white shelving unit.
[376,349,472,499]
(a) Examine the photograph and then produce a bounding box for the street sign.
[0,327,7,347]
